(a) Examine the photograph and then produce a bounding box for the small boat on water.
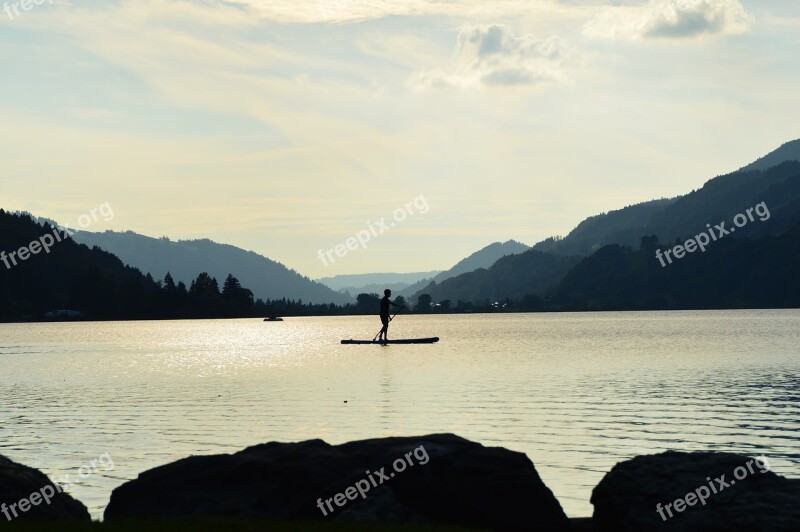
[264,316,284,322]
[341,337,439,345]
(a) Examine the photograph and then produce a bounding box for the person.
[378,289,404,343]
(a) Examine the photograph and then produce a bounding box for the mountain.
[739,139,800,172]
[414,143,800,307]
[410,249,582,305]
[1,211,162,320]
[72,230,353,305]
[532,140,800,258]
[397,276,438,298]
[630,160,800,244]
[318,271,440,295]
[534,160,800,258]
[405,240,531,301]
[533,199,675,257]
[434,240,530,283]
[550,227,800,311]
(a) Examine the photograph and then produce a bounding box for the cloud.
[585,0,752,40]
[410,24,578,89]
[235,0,555,24]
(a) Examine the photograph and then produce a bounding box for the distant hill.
[397,276,437,298]
[411,249,581,304]
[433,240,530,282]
[739,139,800,172]
[318,271,440,295]
[406,240,531,301]
[72,230,353,305]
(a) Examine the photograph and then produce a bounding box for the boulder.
[0,455,91,522]
[105,433,569,530]
[591,451,800,531]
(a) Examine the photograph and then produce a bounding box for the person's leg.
[379,317,389,341]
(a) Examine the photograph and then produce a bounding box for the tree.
[455,300,473,312]
[190,272,219,296]
[222,274,242,295]
[416,294,432,312]
[356,293,380,314]
[520,294,543,310]
[189,273,222,317]
[221,274,254,317]
[163,272,177,292]
[640,235,659,251]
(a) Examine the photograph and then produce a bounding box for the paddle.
[373,312,399,342]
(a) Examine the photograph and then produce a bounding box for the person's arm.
[391,300,405,308]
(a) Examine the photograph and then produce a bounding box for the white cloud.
[585,0,752,40]
[410,24,578,89]
[232,0,573,24]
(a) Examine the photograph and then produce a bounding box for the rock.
[591,451,800,531]
[105,433,569,530]
[0,455,91,522]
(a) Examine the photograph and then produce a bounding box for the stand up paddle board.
[341,337,439,345]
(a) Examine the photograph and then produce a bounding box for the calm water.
[1,311,799,519]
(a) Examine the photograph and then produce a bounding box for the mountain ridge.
[72,230,353,305]
[739,139,800,172]
[411,141,800,305]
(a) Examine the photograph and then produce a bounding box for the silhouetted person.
[378,289,404,343]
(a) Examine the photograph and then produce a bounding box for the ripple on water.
[1,311,799,518]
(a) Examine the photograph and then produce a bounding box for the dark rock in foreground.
[0,455,91,522]
[104,433,569,531]
[591,451,800,531]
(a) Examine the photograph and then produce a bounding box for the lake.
[1,310,799,519]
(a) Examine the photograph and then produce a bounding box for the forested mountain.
[532,140,800,258]
[633,161,800,245]
[434,240,530,282]
[413,143,800,308]
[409,249,581,305]
[404,240,531,299]
[739,139,800,172]
[550,228,800,310]
[73,230,352,305]
[0,211,255,321]
[532,199,675,257]
[396,240,528,299]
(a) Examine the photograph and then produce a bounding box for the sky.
[1,0,799,278]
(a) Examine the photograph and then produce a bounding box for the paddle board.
[341,337,439,345]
